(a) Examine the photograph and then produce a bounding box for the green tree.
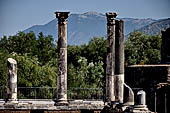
[68,57,104,88]
[68,45,81,66]
[36,32,57,65]
[0,36,9,86]
[81,37,106,63]
[125,31,161,65]
[12,53,57,87]
[0,32,58,87]
[0,49,9,87]
[8,31,37,55]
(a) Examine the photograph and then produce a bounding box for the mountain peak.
[83,11,104,16]
[23,13,169,45]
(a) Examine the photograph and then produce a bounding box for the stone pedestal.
[133,90,149,112]
[137,90,146,105]
[55,12,69,105]
[6,58,18,104]
[106,12,118,103]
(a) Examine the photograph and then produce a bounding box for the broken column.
[6,58,18,104]
[115,20,124,103]
[55,12,69,104]
[106,12,117,102]
[137,90,146,106]
[133,90,148,111]
[124,84,134,105]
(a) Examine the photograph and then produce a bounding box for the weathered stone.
[6,58,18,104]
[106,12,117,103]
[115,20,124,75]
[115,20,124,103]
[125,65,170,112]
[123,84,134,105]
[55,12,70,105]
[136,90,146,106]
[133,90,149,112]
[114,74,124,103]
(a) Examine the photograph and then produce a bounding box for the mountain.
[24,12,161,45]
[137,18,170,35]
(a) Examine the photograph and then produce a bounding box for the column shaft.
[115,20,124,103]
[106,12,117,102]
[55,12,69,104]
[7,58,18,104]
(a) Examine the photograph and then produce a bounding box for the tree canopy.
[125,30,161,65]
[0,31,162,88]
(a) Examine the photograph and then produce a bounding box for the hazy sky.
[0,0,170,38]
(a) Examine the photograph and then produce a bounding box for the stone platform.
[0,99,104,110]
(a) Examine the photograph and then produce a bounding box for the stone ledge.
[128,64,170,67]
[0,100,104,110]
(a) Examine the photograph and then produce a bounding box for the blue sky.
[0,0,170,38]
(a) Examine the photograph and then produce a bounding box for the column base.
[5,99,18,104]
[55,99,68,106]
[133,105,148,111]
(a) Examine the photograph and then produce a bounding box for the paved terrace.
[0,100,104,110]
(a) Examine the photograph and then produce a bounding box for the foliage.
[36,32,57,65]
[8,31,37,55]
[80,37,106,63]
[67,37,106,88]
[12,53,57,87]
[68,57,104,88]
[0,36,9,86]
[0,49,9,86]
[67,45,81,66]
[125,30,161,65]
[0,30,162,91]
[0,32,57,87]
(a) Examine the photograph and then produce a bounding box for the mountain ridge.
[24,12,169,45]
[137,18,170,35]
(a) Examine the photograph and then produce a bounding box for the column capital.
[106,12,118,25]
[55,12,70,22]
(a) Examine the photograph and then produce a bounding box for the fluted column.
[115,20,124,103]
[55,12,69,104]
[6,58,18,104]
[106,12,117,103]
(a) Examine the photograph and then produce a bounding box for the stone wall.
[0,110,101,113]
[125,65,170,113]
[161,27,170,64]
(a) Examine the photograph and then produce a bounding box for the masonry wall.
[0,110,101,113]
[125,65,170,113]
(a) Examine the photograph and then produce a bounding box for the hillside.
[24,12,161,45]
[137,18,170,35]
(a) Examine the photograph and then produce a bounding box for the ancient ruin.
[55,12,69,105]
[106,12,125,104]
[6,58,18,104]
[1,12,169,113]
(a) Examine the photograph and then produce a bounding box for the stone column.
[133,90,148,111]
[106,12,117,102]
[55,12,69,104]
[115,20,124,103]
[137,90,146,105]
[6,58,18,104]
